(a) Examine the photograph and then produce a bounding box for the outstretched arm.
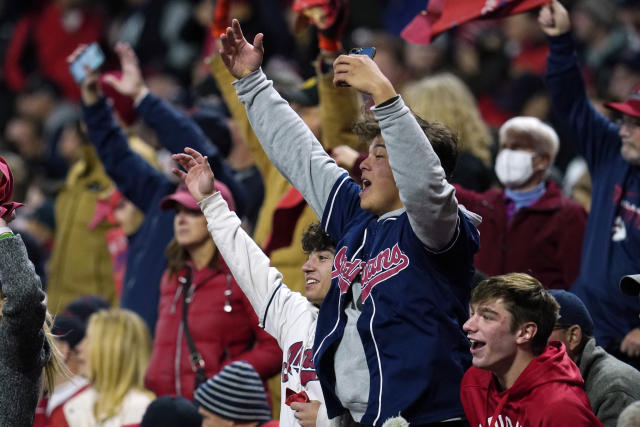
[540,0,620,171]
[333,54,459,250]
[221,20,344,217]
[0,215,46,356]
[173,148,314,344]
[102,43,247,217]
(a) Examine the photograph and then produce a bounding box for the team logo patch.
[331,244,410,300]
[282,341,317,386]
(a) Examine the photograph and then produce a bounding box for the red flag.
[402,0,549,45]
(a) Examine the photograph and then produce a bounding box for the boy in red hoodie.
[460,273,602,426]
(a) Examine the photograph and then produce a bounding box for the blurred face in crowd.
[174,206,210,249]
[114,198,145,236]
[497,129,550,190]
[76,336,89,376]
[302,249,334,307]
[464,299,520,375]
[618,114,640,165]
[359,136,402,215]
[547,324,582,362]
[197,407,235,427]
[4,117,43,160]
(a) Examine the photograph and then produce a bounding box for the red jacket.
[461,342,602,427]
[455,181,586,289]
[144,255,282,400]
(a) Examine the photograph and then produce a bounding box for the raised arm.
[220,20,343,217]
[69,45,172,213]
[0,218,46,349]
[173,148,314,345]
[539,0,620,171]
[333,54,459,250]
[100,42,247,217]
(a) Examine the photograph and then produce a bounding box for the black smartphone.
[348,47,376,59]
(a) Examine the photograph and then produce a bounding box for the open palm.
[172,148,216,202]
[102,42,146,99]
[219,19,264,79]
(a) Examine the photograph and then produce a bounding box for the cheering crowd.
[1,0,640,426]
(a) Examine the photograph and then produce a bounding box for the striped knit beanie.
[193,361,272,422]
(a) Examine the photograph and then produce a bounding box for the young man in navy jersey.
[217,20,480,425]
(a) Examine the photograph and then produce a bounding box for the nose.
[360,154,372,172]
[302,258,314,273]
[463,315,476,333]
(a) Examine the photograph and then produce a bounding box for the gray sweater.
[0,235,49,426]
[580,337,640,427]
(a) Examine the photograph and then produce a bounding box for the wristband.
[0,232,14,240]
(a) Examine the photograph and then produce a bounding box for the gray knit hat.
[193,361,272,422]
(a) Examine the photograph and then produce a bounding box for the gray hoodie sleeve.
[373,96,459,250]
[234,69,346,218]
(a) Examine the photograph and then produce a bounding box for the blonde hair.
[0,290,67,394]
[85,309,153,421]
[402,72,493,166]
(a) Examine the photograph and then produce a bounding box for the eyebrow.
[475,306,499,316]
[372,143,387,149]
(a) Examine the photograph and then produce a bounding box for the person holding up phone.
[218,19,480,426]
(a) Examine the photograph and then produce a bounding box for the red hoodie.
[460,342,602,427]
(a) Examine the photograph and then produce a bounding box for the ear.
[55,340,72,362]
[515,322,538,345]
[567,325,583,353]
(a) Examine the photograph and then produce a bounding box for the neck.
[187,240,216,270]
[495,350,536,390]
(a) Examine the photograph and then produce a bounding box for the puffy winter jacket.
[144,255,282,400]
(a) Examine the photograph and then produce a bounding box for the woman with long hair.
[60,308,154,426]
[144,184,281,401]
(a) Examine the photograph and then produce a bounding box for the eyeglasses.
[616,116,640,131]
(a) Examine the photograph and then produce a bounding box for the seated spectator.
[193,361,277,427]
[455,117,587,289]
[140,396,202,427]
[548,290,640,427]
[59,309,154,426]
[461,273,602,426]
[173,147,336,426]
[35,315,90,426]
[144,184,281,400]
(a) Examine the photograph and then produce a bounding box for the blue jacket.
[545,33,640,347]
[82,93,245,333]
[314,174,479,425]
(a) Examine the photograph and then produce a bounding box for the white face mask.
[494,149,535,188]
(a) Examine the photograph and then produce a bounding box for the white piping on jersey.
[370,297,384,425]
[323,175,350,234]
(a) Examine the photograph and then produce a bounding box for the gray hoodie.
[0,235,50,426]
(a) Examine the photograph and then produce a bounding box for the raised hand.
[332,54,396,105]
[538,0,571,37]
[101,42,148,100]
[218,19,264,79]
[67,45,101,106]
[172,147,217,202]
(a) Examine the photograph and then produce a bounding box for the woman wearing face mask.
[454,116,587,290]
[143,184,281,401]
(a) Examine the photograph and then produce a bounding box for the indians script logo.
[479,415,521,427]
[331,244,409,300]
[282,341,317,386]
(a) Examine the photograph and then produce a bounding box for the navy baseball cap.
[548,290,594,336]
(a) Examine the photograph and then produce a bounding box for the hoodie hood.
[461,342,594,427]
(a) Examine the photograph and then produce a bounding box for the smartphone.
[348,47,376,59]
[69,42,105,83]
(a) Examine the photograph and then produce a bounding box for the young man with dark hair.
[548,289,640,427]
[461,273,602,426]
[216,19,480,426]
[172,147,336,427]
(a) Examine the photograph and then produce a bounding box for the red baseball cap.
[160,181,235,212]
[605,84,640,119]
